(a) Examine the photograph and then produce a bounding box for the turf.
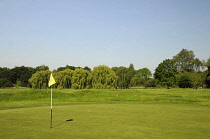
[0,104,210,138]
[0,88,210,138]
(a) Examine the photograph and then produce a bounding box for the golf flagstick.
[50,86,53,128]
[48,73,56,128]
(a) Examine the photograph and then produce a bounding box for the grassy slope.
[0,88,210,138]
[0,88,210,109]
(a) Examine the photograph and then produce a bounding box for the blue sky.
[1,0,210,72]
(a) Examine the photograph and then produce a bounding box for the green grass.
[1,104,210,138]
[0,88,210,109]
[0,88,210,138]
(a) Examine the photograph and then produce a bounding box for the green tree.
[136,68,152,80]
[112,66,134,89]
[84,66,91,71]
[206,58,210,88]
[129,63,134,69]
[71,68,90,89]
[130,77,145,87]
[10,66,36,87]
[206,57,210,67]
[0,67,13,88]
[193,58,204,72]
[29,70,51,89]
[54,69,74,89]
[35,65,49,71]
[0,67,10,80]
[154,59,177,89]
[91,65,117,89]
[0,79,13,88]
[145,78,157,87]
[188,72,205,87]
[173,49,195,72]
[130,68,152,87]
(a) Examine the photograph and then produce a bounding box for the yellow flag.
[48,73,56,87]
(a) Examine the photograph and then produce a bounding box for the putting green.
[0,104,210,138]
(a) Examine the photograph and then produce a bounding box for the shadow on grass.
[52,119,73,128]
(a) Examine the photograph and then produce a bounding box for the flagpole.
[49,73,56,128]
[50,86,53,128]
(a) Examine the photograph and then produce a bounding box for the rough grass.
[0,88,210,109]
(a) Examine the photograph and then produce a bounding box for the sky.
[1,0,210,73]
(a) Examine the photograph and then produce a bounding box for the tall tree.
[130,68,152,87]
[112,66,134,89]
[29,70,51,89]
[71,68,90,89]
[91,65,117,89]
[0,67,13,87]
[10,66,36,87]
[193,58,204,72]
[154,59,177,88]
[54,69,74,89]
[129,63,134,69]
[136,68,152,80]
[173,49,195,72]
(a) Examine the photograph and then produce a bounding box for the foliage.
[130,76,145,87]
[71,68,90,89]
[206,57,210,67]
[84,66,91,71]
[0,79,13,88]
[193,58,204,72]
[136,68,152,80]
[154,59,177,88]
[130,68,152,87]
[54,69,74,89]
[176,71,207,88]
[178,75,193,88]
[173,49,195,72]
[56,65,91,72]
[9,66,37,87]
[29,70,51,89]
[35,64,49,71]
[112,66,135,88]
[206,66,210,88]
[91,65,117,89]
[206,58,210,88]
[0,67,13,87]
[129,63,134,69]
[56,65,78,72]
[173,49,204,72]
[144,78,157,87]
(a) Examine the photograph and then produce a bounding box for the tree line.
[154,49,210,88]
[0,49,210,89]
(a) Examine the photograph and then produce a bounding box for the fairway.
[1,103,210,139]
